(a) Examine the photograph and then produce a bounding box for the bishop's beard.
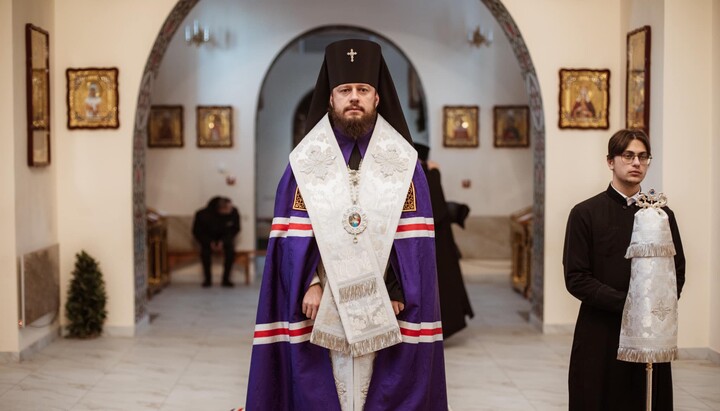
[329,106,377,139]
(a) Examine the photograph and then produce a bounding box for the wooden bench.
[167,249,265,285]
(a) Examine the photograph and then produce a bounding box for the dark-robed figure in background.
[415,143,474,338]
[563,129,685,410]
[192,196,241,287]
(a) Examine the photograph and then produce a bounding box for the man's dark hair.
[206,196,224,210]
[607,129,651,160]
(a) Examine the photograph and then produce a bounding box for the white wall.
[660,0,712,348]
[502,0,624,327]
[711,0,720,356]
[13,1,56,258]
[503,0,715,350]
[54,0,177,334]
[617,0,715,350]
[255,49,326,224]
[0,0,20,356]
[12,0,58,352]
[620,0,665,191]
[147,0,532,245]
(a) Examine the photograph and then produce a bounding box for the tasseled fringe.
[350,329,402,357]
[339,279,377,303]
[617,346,677,363]
[625,243,676,259]
[311,328,403,357]
[311,329,350,354]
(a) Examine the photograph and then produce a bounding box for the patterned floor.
[0,262,718,410]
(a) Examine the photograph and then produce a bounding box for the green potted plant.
[65,251,108,338]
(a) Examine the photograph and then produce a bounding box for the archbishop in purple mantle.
[245,39,448,410]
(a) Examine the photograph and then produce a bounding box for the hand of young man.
[302,283,323,320]
[391,301,405,315]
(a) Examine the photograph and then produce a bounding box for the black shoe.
[221,280,234,288]
[202,280,212,288]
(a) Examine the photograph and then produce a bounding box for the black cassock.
[563,185,686,411]
[424,166,474,338]
[192,199,241,283]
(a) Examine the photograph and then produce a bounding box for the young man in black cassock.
[563,129,685,410]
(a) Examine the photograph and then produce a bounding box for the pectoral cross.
[347,48,357,63]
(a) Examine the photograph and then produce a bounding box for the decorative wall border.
[131,0,200,322]
[481,0,546,323]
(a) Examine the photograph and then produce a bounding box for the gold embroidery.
[402,182,416,212]
[292,187,306,211]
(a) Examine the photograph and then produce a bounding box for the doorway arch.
[131,0,546,325]
[480,0,546,324]
[253,24,431,251]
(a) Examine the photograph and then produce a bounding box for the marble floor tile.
[673,386,713,410]
[162,382,241,410]
[449,382,536,411]
[0,353,51,385]
[91,370,180,401]
[71,401,161,411]
[94,368,181,393]
[445,358,511,388]
[73,384,167,410]
[518,385,567,410]
[0,399,71,411]
[0,366,33,385]
[0,381,15,396]
[1,376,90,410]
[0,267,718,411]
[32,359,107,386]
[498,363,567,393]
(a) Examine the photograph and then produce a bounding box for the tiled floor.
[0,262,718,410]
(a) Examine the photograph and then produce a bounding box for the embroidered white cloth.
[289,114,417,357]
[618,191,678,363]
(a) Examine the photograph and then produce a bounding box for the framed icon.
[26,24,50,166]
[148,105,183,148]
[443,105,479,148]
[493,105,529,148]
[626,26,651,136]
[558,68,610,130]
[66,67,119,129]
[196,106,233,148]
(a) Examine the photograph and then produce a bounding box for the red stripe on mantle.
[400,327,443,337]
[254,325,313,338]
[270,223,313,231]
[396,224,434,232]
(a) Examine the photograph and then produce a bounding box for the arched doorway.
[253,25,430,251]
[131,0,546,325]
[480,0,546,325]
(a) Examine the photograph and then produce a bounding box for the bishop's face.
[330,83,379,120]
[329,83,379,138]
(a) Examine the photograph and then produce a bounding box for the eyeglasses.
[618,151,652,165]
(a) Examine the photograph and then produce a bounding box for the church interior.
[1,0,719,409]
